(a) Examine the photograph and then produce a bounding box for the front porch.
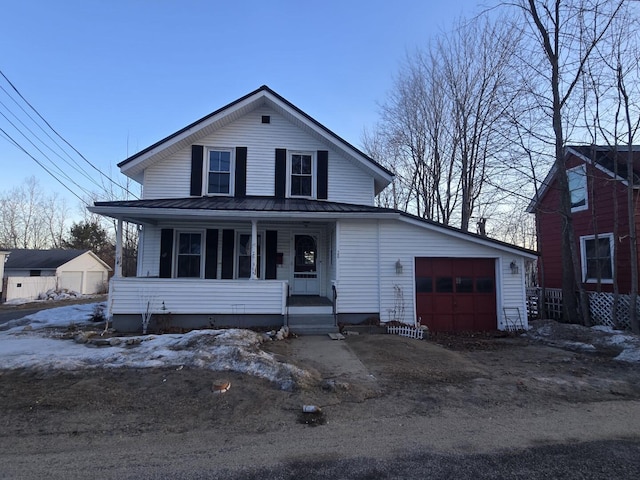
[108,277,338,334]
[95,199,357,334]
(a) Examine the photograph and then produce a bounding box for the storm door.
[292,234,319,295]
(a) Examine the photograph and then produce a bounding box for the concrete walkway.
[287,335,378,387]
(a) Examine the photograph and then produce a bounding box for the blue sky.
[0,0,482,206]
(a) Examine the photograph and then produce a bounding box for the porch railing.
[108,277,288,316]
[331,282,338,326]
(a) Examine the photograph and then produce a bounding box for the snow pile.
[4,289,94,306]
[0,302,314,390]
[38,288,83,301]
[1,303,100,332]
[526,320,640,363]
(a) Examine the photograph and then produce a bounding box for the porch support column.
[115,218,123,278]
[251,219,258,280]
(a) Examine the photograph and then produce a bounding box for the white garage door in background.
[86,271,106,294]
[59,271,83,293]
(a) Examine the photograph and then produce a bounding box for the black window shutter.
[265,230,277,280]
[191,145,204,196]
[221,229,235,279]
[159,229,174,278]
[205,229,219,279]
[235,147,247,197]
[317,150,328,200]
[275,148,287,198]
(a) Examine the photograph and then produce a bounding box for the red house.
[528,145,640,294]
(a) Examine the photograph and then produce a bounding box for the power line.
[0,109,95,198]
[0,127,88,205]
[0,97,102,192]
[0,69,139,200]
[0,85,106,189]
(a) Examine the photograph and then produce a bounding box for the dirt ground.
[2,320,640,478]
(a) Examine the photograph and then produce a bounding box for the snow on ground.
[2,303,640,391]
[0,302,313,390]
[526,320,640,363]
[3,291,97,306]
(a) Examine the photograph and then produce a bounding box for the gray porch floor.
[287,295,333,307]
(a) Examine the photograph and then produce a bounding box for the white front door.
[292,234,319,295]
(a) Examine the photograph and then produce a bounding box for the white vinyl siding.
[139,226,161,277]
[143,149,192,199]
[109,277,287,315]
[141,106,375,205]
[328,156,374,205]
[335,220,380,313]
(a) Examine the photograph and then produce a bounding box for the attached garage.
[415,257,497,332]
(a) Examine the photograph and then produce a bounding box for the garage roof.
[4,249,89,270]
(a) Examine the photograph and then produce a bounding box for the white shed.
[2,249,112,302]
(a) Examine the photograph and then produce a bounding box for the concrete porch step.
[288,305,333,315]
[287,314,338,335]
[288,324,339,335]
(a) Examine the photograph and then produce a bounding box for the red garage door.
[415,258,496,332]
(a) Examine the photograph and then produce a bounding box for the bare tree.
[570,1,639,329]
[362,127,410,210]
[510,0,625,325]
[607,6,640,331]
[42,193,69,248]
[0,176,69,249]
[372,15,520,231]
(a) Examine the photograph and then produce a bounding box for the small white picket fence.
[386,324,425,340]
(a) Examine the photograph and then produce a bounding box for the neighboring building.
[528,145,640,294]
[90,85,536,333]
[0,250,9,298]
[2,249,111,302]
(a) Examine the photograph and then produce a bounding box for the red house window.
[567,165,587,211]
[580,234,613,283]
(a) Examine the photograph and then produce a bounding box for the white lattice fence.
[526,287,540,319]
[532,287,638,330]
[588,292,636,330]
[544,288,563,320]
[387,324,425,340]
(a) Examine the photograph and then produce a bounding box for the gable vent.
[261,115,271,124]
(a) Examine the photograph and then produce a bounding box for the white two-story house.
[90,86,536,334]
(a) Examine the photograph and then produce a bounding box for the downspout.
[377,219,382,322]
[334,220,341,326]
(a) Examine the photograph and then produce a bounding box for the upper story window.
[290,152,314,198]
[207,149,233,195]
[580,233,613,283]
[567,165,587,212]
